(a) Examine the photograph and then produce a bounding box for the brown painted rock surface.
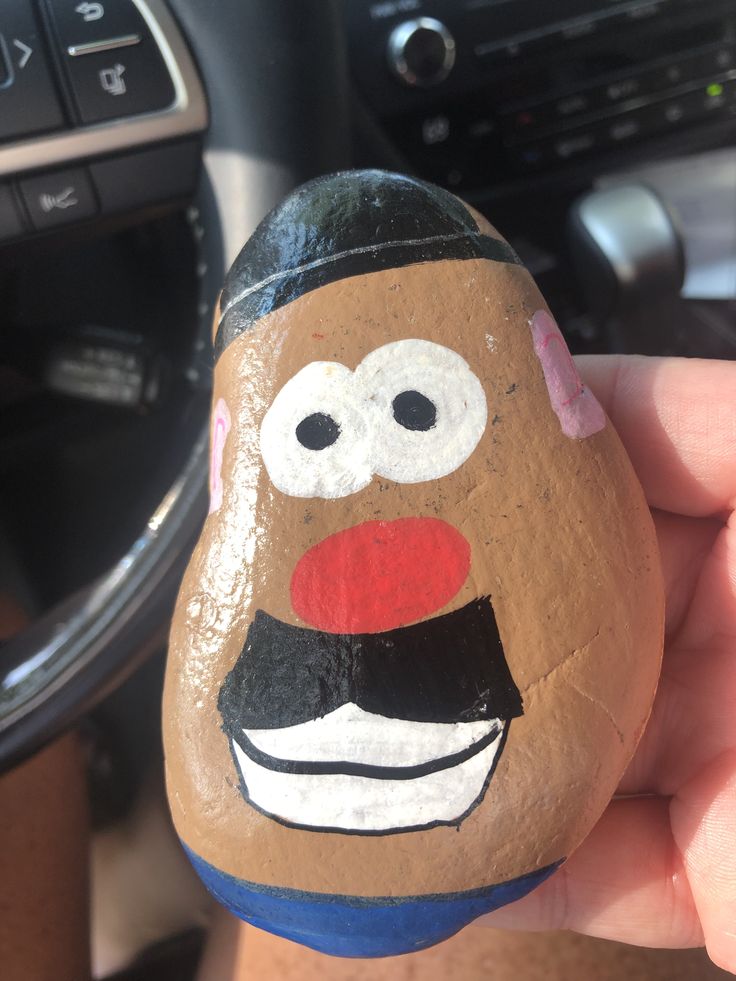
[163,170,664,957]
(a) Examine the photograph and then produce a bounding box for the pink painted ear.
[209,398,232,514]
[530,309,606,440]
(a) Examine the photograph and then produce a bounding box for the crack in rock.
[521,628,601,695]
[565,678,625,745]
[520,627,625,745]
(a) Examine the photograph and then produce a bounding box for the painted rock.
[163,170,664,958]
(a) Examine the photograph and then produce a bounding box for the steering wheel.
[0,0,350,770]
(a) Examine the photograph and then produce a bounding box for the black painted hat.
[215,169,520,359]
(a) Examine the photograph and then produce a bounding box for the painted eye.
[355,339,487,483]
[261,362,373,498]
[295,413,340,450]
[392,390,437,432]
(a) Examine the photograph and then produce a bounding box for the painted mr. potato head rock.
[164,170,664,958]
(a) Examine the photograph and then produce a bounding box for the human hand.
[480,355,736,974]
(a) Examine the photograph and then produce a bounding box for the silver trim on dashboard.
[387,17,456,88]
[0,0,207,179]
[68,34,142,57]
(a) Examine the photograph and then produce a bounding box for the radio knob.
[387,17,456,88]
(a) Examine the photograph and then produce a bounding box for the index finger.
[577,355,736,518]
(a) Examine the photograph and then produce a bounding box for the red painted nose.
[290,517,471,635]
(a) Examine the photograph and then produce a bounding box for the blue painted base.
[183,843,562,958]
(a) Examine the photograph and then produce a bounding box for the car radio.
[345,0,736,190]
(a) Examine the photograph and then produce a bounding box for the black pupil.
[296,412,340,451]
[392,390,437,432]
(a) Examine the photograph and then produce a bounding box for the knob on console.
[387,17,456,88]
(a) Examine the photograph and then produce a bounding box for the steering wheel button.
[0,6,65,142]
[20,167,97,230]
[64,42,174,123]
[0,183,25,241]
[90,140,200,213]
[44,0,147,47]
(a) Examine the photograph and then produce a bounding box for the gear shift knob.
[568,184,685,329]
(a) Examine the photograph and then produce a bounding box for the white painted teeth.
[232,704,506,834]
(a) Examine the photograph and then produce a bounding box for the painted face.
[219,336,522,835]
[163,173,663,958]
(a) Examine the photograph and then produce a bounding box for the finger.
[480,797,703,951]
[676,510,736,650]
[623,517,736,796]
[651,509,722,640]
[671,750,736,973]
[577,356,736,517]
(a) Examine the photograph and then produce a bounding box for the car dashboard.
[346,0,736,359]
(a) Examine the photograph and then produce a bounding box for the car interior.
[1,0,735,978]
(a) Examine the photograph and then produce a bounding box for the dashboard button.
[695,45,735,78]
[45,0,144,48]
[505,141,555,173]
[20,166,97,230]
[642,96,696,130]
[0,184,25,241]
[605,115,643,143]
[647,46,736,94]
[648,60,690,90]
[64,41,175,123]
[464,114,496,143]
[501,104,553,140]
[700,79,732,115]
[90,139,200,213]
[420,113,451,146]
[554,129,598,161]
[636,80,735,135]
[604,75,643,105]
[554,92,591,119]
[0,4,65,142]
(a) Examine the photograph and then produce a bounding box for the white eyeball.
[354,339,487,483]
[260,362,374,498]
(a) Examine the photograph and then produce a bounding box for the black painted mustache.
[218,597,523,732]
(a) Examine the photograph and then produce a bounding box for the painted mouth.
[231,704,508,833]
[219,598,522,834]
